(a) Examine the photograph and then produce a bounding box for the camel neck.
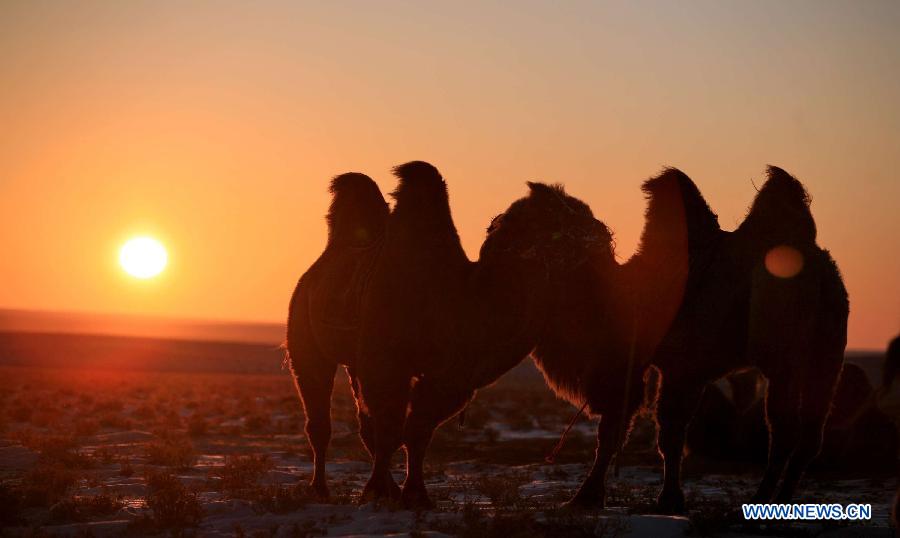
[454,257,551,390]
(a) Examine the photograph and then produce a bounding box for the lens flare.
[765,245,803,278]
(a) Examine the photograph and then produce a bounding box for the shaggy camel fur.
[287,172,389,498]
[533,166,848,513]
[355,161,610,507]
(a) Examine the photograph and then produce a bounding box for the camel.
[532,166,849,513]
[354,161,611,507]
[290,161,609,507]
[286,172,389,498]
[687,364,898,471]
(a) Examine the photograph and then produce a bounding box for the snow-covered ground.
[0,359,896,536]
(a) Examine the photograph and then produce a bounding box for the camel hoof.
[401,487,434,510]
[656,490,686,514]
[361,475,402,504]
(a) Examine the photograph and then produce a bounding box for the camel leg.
[359,373,409,503]
[656,379,704,514]
[750,375,800,503]
[348,371,403,496]
[567,372,645,510]
[773,360,841,503]
[402,382,474,509]
[566,409,627,509]
[348,372,377,457]
[290,347,337,499]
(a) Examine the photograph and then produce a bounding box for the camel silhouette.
[687,364,898,471]
[652,167,848,512]
[289,162,609,507]
[355,162,611,507]
[534,167,848,513]
[286,172,389,498]
[531,168,703,509]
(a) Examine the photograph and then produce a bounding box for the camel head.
[480,182,613,280]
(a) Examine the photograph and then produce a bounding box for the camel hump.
[326,172,388,247]
[638,167,720,254]
[739,166,816,245]
[626,168,719,358]
[390,161,447,206]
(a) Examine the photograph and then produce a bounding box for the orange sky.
[1,1,898,349]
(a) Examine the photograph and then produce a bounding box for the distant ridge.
[0,308,284,345]
[0,331,285,374]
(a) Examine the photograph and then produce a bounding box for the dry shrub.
[19,464,79,507]
[187,414,208,436]
[32,434,92,469]
[145,434,196,470]
[49,490,124,522]
[140,470,204,529]
[438,502,538,538]
[218,454,273,496]
[474,472,530,508]
[250,483,316,514]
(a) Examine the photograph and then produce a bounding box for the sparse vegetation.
[218,454,274,496]
[141,470,204,529]
[0,361,890,534]
[251,483,316,514]
[19,464,79,507]
[145,433,196,470]
[48,490,124,522]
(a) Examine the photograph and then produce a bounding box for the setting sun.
[119,237,168,279]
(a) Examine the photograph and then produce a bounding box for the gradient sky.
[1,1,898,349]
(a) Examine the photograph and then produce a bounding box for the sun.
[119,237,168,279]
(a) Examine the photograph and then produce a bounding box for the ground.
[0,334,895,537]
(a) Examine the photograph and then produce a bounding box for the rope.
[543,296,641,467]
[545,400,589,464]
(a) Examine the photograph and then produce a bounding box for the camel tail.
[326,172,389,247]
[738,166,816,246]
